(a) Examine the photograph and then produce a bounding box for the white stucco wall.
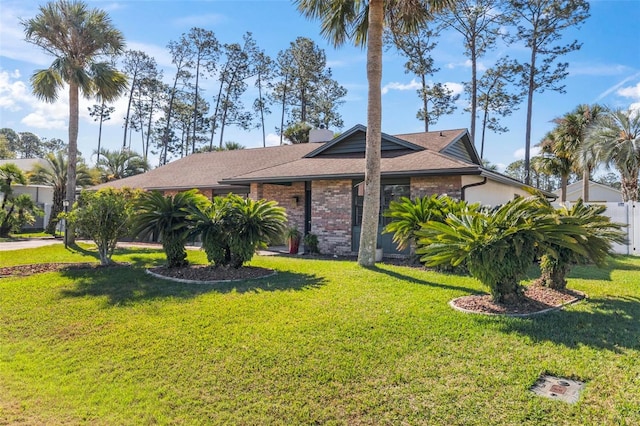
[560,180,622,203]
[461,175,529,207]
[3,184,55,229]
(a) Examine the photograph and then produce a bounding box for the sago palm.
[226,195,287,268]
[383,194,478,251]
[538,199,625,290]
[132,189,208,268]
[23,0,127,244]
[416,195,592,303]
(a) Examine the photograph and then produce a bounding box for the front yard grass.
[1,244,639,424]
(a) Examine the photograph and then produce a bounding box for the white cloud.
[444,82,464,96]
[570,63,629,77]
[21,112,66,130]
[513,146,540,160]
[381,79,421,95]
[0,2,54,67]
[618,82,640,100]
[446,60,487,72]
[0,69,31,111]
[595,71,640,101]
[265,133,281,147]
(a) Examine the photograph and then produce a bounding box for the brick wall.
[260,182,306,232]
[311,180,352,255]
[411,176,462,200]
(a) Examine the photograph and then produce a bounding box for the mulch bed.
[0,263,103,277]
[148,265,275,282]
[451,284,585,316]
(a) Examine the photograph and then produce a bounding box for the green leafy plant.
[68,188,139,265]
[132,189,208,268]
[189,194,287,268]
[303,233,319,254]
[537,199,626,290]
[383,194,478,252]
[228,196,287,267]
[417,195,596,303]
[0,163,43,237]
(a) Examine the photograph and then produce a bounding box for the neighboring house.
[555,180,623,203]
[0,158,54,230]
[98,125,548,255]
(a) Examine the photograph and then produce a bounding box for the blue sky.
[1,0,639,171]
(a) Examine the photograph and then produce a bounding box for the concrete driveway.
[0,239,62,251]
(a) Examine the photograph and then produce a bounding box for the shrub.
[189,194,287,268]
[132,189,208,268]
[303,233,320,254]
[417,195,599,303]
[69,188,138,265]
[537,199,626,290]
[383,194,479,250]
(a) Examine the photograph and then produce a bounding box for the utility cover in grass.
[530,375,585,404]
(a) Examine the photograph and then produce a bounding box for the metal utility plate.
[530,375,585,404]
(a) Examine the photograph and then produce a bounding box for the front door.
[352,179,411,255]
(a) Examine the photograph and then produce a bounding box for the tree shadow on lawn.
[58,267,326,306]
[564,256,640,282]
[480,295,640,353]
[368,265,480,295]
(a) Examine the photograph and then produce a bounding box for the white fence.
[554,202,639,256]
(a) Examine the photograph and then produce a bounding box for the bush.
[190,194,287,268]
[537,199,625,290]
[417,195,605,303]
[70,188,138,265]
[303,233,319,254]
[132,189,208,268]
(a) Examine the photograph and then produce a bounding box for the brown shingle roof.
[95,127,479,190]
[224,148,479,184]
[94,143,318,190]
[394,129,468,151]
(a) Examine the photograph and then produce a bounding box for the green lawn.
[1,244,639,425]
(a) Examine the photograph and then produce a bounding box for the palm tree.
[587,108,640,202]
[23,0,127,245]
[29,151,94,234]
[551,104,603,201]
[132,189,208,268]
[295,0,453,266]
[537,131,574,202]
[0,164,28,237]
[95,148,150,182]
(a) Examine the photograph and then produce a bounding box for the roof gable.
[305,124,424,158]
[394,129,481,165]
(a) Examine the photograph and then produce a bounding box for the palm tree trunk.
[561,173,568,203]
[582,168,589,202]
[66,81,79,246]
[357,0,383,267]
